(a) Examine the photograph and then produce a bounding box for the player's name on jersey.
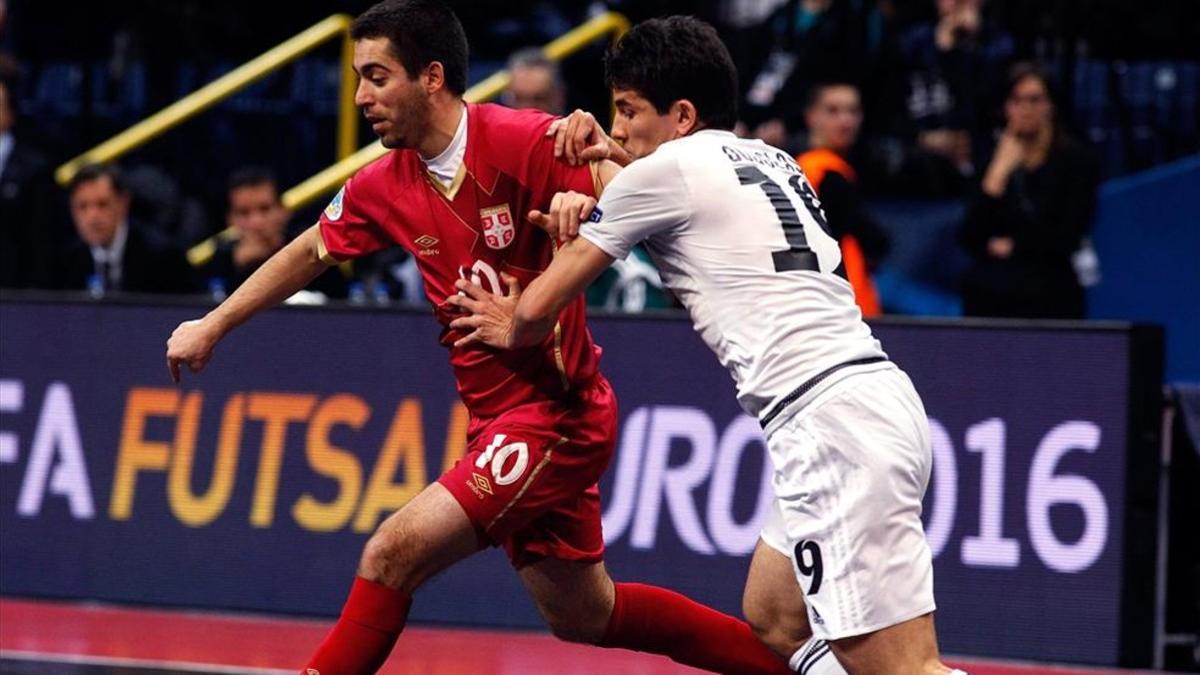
[720,145,800,174]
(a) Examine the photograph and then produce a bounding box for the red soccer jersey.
[318,103,603,422]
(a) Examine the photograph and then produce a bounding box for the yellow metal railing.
[53,10,630,209]
[54,14,358,186]
[281,11,630,210]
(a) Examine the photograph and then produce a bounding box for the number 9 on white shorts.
[759,366,938,640]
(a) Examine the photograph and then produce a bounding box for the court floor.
[0,598,1167,674]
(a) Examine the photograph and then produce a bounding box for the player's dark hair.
[1004,60,1067,145]
[68,163,128,197]
[1005,61,1055,106]
[351,0,469,96]
[604,16,738,130]
[227,166,279,199]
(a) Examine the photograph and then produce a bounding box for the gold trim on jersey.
[465,165,501,197]
[589,160,604,198]
[315,231,342,265]
[486,437,568,531]
[425,163,467,201]
[426,186,482,249]
[553,321,569,392]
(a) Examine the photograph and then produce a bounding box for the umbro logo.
[467,472,493,499]
[472,473,493,494]
[415,234,440,256]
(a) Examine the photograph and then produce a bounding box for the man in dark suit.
[62,163,193,294]
[0,73,61,289]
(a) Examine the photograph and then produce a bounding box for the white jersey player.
[582,129,891,425]
[448,16,963,675]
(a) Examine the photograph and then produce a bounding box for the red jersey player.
[166,1,791,674]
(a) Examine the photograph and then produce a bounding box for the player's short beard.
[382,91,433,150]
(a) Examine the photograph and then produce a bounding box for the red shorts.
[438,376,617,568]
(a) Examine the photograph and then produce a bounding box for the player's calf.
[520,558,615,644]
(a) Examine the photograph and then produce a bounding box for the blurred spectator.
[959,63,1100,319]
[0,0,10,53]
[61,163,193,294]
[740,0,899,152]
[125,164,209,252]
[898,0,1013,184]
[714,0,788,83]
[0,63,61,289]
[348,246,426,307]
[502,48,565,115]
[796,81,890,316]
[188,167,347,299]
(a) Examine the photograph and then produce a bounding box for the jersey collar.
[424,103,469,200]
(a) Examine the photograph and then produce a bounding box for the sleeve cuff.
[315,227,344,265]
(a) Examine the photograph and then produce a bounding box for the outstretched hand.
[445,273,523,349]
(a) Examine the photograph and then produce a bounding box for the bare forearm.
[510,274,568,347]
[206,225,330,336]
[510,309,558,347]
[510,238,613,347]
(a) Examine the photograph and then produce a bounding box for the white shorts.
[759,365,936,640]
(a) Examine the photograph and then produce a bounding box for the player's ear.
[423,61,445,93]
[673,99,700,137]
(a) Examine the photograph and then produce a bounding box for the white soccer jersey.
[580,130,887,422]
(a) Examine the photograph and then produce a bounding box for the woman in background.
[959,62,1100,319]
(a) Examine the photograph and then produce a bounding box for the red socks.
[302,578,789,674]
[301,576,412,675]
[600,582,791,675]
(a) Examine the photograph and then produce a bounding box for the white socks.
[787,638,968,674]
[788,638,847,674]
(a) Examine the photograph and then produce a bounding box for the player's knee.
[744,595,810,658]
[744,609,791,657]
[358,528,422,591]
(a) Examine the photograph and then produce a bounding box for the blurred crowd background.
[0,0,1197,318]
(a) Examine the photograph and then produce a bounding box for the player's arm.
[512,236,614,345]
[447,232,614,350]
[166,224,331,382]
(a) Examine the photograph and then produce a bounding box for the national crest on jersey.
[480,204,515,250]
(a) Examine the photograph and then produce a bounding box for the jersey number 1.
[736,165,830,273]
